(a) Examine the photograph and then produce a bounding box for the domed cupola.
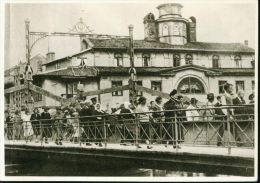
[156,3,189,45]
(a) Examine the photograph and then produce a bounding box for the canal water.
[5,159,242,177]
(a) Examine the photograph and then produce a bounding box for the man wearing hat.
[41,106,52,144]
[30,108,41,142]
[90,97,97,115]
[163,89,182,148]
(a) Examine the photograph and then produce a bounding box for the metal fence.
[5,104,254,154]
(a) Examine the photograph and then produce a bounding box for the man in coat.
[30,108,41,142]
[41,106,52,144]
[163,89,181,148]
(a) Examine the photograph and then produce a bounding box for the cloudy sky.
[4,0,257,69]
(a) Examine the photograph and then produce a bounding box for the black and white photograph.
[0,0,257,181]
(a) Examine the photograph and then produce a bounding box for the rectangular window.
[142,53,150,67]
[33,92,42,102]
[114,53,123,67]
[151,81,162,92]
[252,80,255,91]
[66,83,74,98]
[112,81,123,96]
[173,54,181,67]
[56,62,60,69]
[73,83,78,93]
[218,80,227,94]
[136,81,143,96]
[212,60,219,68]
[236,81,245,93]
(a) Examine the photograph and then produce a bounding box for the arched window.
[162,24,169,36]
[212,55,220,68]
[173,54,181,67]
[81,40,88,50]
[185,54,193,65]
[177,77,205,94]
[234,55,242,68]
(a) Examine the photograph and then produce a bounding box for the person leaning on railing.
[40,106,52,144]
[92,103,106,147]
[247,93,255,120]
[233,90,247,121]
[30,108,41,143]
[219,83,237,146]
[119,102,135,145]
[21,109,34,142]
[202,93,215,122]
[136,96,153,149]
[52,107,64,145]
[5,109,13,140]
[13,110,23,140]
[163,89,181,149]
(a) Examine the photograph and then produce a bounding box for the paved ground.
[5,140,254,158]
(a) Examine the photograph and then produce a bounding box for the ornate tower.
[156,3,188,45]
[143,13,157,41]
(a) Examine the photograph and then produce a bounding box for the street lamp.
[24,19,50,112]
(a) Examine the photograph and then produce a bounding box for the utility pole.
[25,19,33,112]
[128,25,137,105]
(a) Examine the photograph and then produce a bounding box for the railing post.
[25,121,28,144]
[227,109,231,155]
[12,122,15,144]
[78,117,81,147]
[103,117,107,148]
[174,112,178,152]
[40,120,43,146]
[135,113,139,149]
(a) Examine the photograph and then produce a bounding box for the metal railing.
[4,105,255,154]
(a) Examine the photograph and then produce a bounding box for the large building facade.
[5,3,255,109]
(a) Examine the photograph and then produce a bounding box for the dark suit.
[41,112,52,139]
[233,97,246,120]
[79,107,93,142]
[30,113,41,136]
[163,98,181,145]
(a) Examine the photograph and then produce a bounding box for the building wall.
[42,79,66,106]
[95,70,254,106]
[45,49,254,71]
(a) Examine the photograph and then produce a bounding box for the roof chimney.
[244,40,248,46]
[46,52,55,62]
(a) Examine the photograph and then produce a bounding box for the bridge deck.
[5,140,254,158]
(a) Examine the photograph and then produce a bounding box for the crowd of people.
[4,82,254,149]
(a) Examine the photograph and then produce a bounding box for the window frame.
[173,54,181,67]
[185,54,193,65]
[151,81,162,92]
[56,62,61,69]
[142,53,151,67]
[114,53,123,67]
[235,80,245,93]
[177,77,205,94]
[212,55,220,68]
[252,80,255,91]
[218,80,227,94]
[111,80,123,96]
[234,55,242,68]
